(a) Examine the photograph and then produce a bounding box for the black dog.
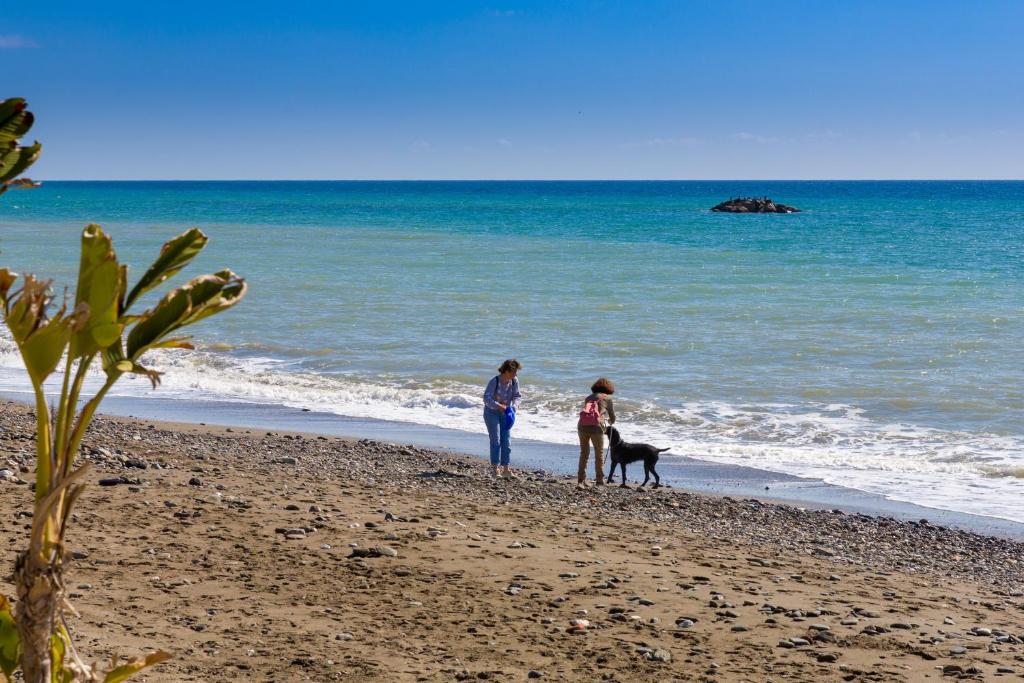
[605,426,668,488]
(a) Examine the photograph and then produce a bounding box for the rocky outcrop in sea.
[712,197,801,213]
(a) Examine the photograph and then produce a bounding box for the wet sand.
[1,400,1023,681]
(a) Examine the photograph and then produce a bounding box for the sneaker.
[501,466,516,479]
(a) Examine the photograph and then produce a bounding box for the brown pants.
[577,429,605,484]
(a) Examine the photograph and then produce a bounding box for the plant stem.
[53,351,75,477]
[61,355,94,477]
[32,382,51,503]
[66,374,117,462]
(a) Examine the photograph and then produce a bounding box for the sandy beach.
[1,399,1022,682]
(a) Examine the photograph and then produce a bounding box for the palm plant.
[0,226,246,681]
[0,97,41,194]
[0,98,247,683]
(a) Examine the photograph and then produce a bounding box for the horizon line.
[33,178,1024,183]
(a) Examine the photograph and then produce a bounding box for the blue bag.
[505,406,516,429]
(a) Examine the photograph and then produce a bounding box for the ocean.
[1,181,1022,521]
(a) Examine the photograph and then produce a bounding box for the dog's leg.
[606,457,616,483]
[640,464,650,488]
[618,462,628,488]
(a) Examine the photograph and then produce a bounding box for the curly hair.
[591,377,615,394]
[498,359,522,374]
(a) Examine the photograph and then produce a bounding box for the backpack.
[578,395,604,427]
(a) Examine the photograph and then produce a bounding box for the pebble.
[98,477,135,487]
[567,618,589,632]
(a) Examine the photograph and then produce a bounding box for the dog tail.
[656,447,670,453]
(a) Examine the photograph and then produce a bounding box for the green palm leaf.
[124,228,208,310]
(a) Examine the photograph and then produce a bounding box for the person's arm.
[606,397,615,425]
[510,378,521,410]
[483,377,502,411]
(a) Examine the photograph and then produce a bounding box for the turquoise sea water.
[1,181,1022,520]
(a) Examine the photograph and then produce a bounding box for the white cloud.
[645,136,701,147]
[410,140,432,150]
[496,138,512,147]
[621,136,702,149]
[0,35,38,49]
[807,129,841,140]
[732,131,778,144]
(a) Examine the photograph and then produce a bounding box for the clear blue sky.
[3,1,1022,179]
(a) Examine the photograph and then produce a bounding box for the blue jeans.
[483,408,511,466]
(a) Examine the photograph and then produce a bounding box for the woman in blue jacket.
[483,359,522,478]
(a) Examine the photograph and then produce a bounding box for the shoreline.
[2,399,1023,681]
[3,390,1021,540]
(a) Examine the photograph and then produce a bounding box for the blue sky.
[3,1,1022,179]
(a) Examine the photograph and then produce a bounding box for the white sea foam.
[1,339,1022,522]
